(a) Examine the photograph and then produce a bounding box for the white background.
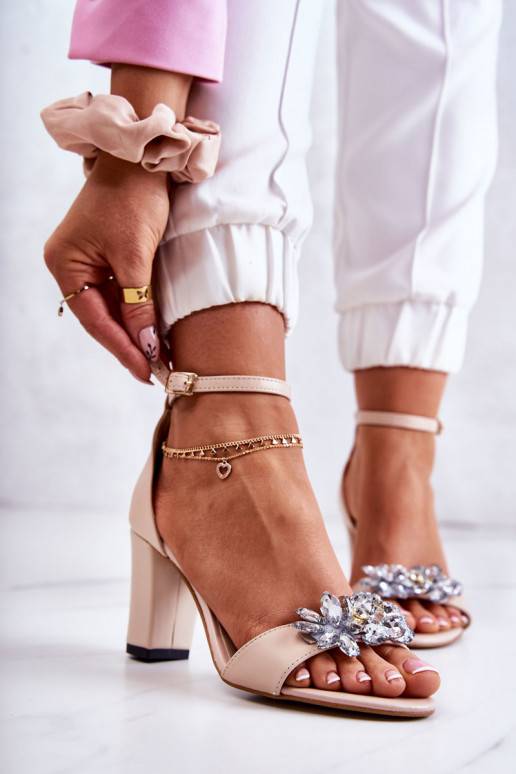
[0,0,515,539]
[1,5,516,773]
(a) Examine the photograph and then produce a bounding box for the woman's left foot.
[343,425,466,634]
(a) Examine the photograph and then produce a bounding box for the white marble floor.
[1,510,515,774]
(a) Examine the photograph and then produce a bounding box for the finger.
[119,297,161,365]
[68,287,152,383]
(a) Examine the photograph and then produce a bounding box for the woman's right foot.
[155,390,440,699]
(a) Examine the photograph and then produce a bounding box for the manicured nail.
[295,668,310,682]
[385,670,403,682]
[357,671,372,683]
[419,615,435,625]
[450,614,461,625]
[131,371,153,385]
[438,616,450,628]
[461,615,469,626]
[327,671,340,685]
[403,658,440,676]
[138,325,159,362]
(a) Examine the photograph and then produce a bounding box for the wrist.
[94,151,168,186]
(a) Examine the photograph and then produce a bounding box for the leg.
[152,0,439,695]
[343,367,464,632]
[156,303,440,697]
[335,2,501,629]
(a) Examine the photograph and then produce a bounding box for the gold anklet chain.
[161,433,303,480]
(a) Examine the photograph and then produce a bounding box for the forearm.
[111,64,193,120]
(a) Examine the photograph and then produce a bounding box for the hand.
[44,153,170,383]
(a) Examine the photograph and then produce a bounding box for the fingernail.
[419,615,435,625]
[438,616,450,628]
[295,668,310,682]
[357,671,372,683]
[131,372,153,385]
[385,670,403,682]
[138,325,159,362]
[403,657,440,676]
[327,671,340,685]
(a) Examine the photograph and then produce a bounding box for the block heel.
[126,530,196,662]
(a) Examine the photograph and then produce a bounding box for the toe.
[285,660,311,688]
[333,651,372,695]
[446,606,463,628]
[377,645,440,698]
[357,646,406,698]
[307,652,342,691]
[427,603,451,629]
[406,600,440,633]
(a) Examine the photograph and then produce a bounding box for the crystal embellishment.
[294,591,413,657]
[358,564,462,603]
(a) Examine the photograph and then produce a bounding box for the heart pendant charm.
[216,461,232,480]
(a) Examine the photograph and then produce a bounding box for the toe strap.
[221,624,322,696]
[221,590,414,696]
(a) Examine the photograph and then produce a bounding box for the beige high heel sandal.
[343,410,471,649]
[126,369,436,718]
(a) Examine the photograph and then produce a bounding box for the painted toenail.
[385,669,403,682]
[461,615,469,626]
[450,615,461,625]
[295,668,310,682]
[327,671,340,685]
[403,658,440,676]
[438,617,450,628]
[419,616,435,624]
[357,671,372,683]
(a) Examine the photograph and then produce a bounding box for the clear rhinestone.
[338,632,360,657]
[296,607,322,624]
[294,621,324,636]
[320,592,342,625]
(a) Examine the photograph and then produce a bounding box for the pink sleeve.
[69,0,227,82]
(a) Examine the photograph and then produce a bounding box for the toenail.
[385,669,403,682]
[450,615,461,625]
[327,671,340,685]
[461,615,469,626]
[295,668,310,682]
[419,616,435,624]
[357,671,372,683]
[438,617,450,628]
[403,657,440,676]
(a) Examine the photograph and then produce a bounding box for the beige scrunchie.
[41,91,221,183]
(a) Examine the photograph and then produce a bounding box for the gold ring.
[57,275,115,316]
[121,285,153,304]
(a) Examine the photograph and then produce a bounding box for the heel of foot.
[126,644,190,662]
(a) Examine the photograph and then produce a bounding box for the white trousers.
[155,0,501,372]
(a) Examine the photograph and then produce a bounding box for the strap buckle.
[167,371,198,397]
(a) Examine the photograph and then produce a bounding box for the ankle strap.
[356,410,442,434]
[151,363,291,400]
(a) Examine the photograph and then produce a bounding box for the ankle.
[344,427,435,521]
[353,426,435,478]
[168,392,298,447]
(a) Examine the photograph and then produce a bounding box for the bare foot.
[155,392,440,697]
[343,425,466,634]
